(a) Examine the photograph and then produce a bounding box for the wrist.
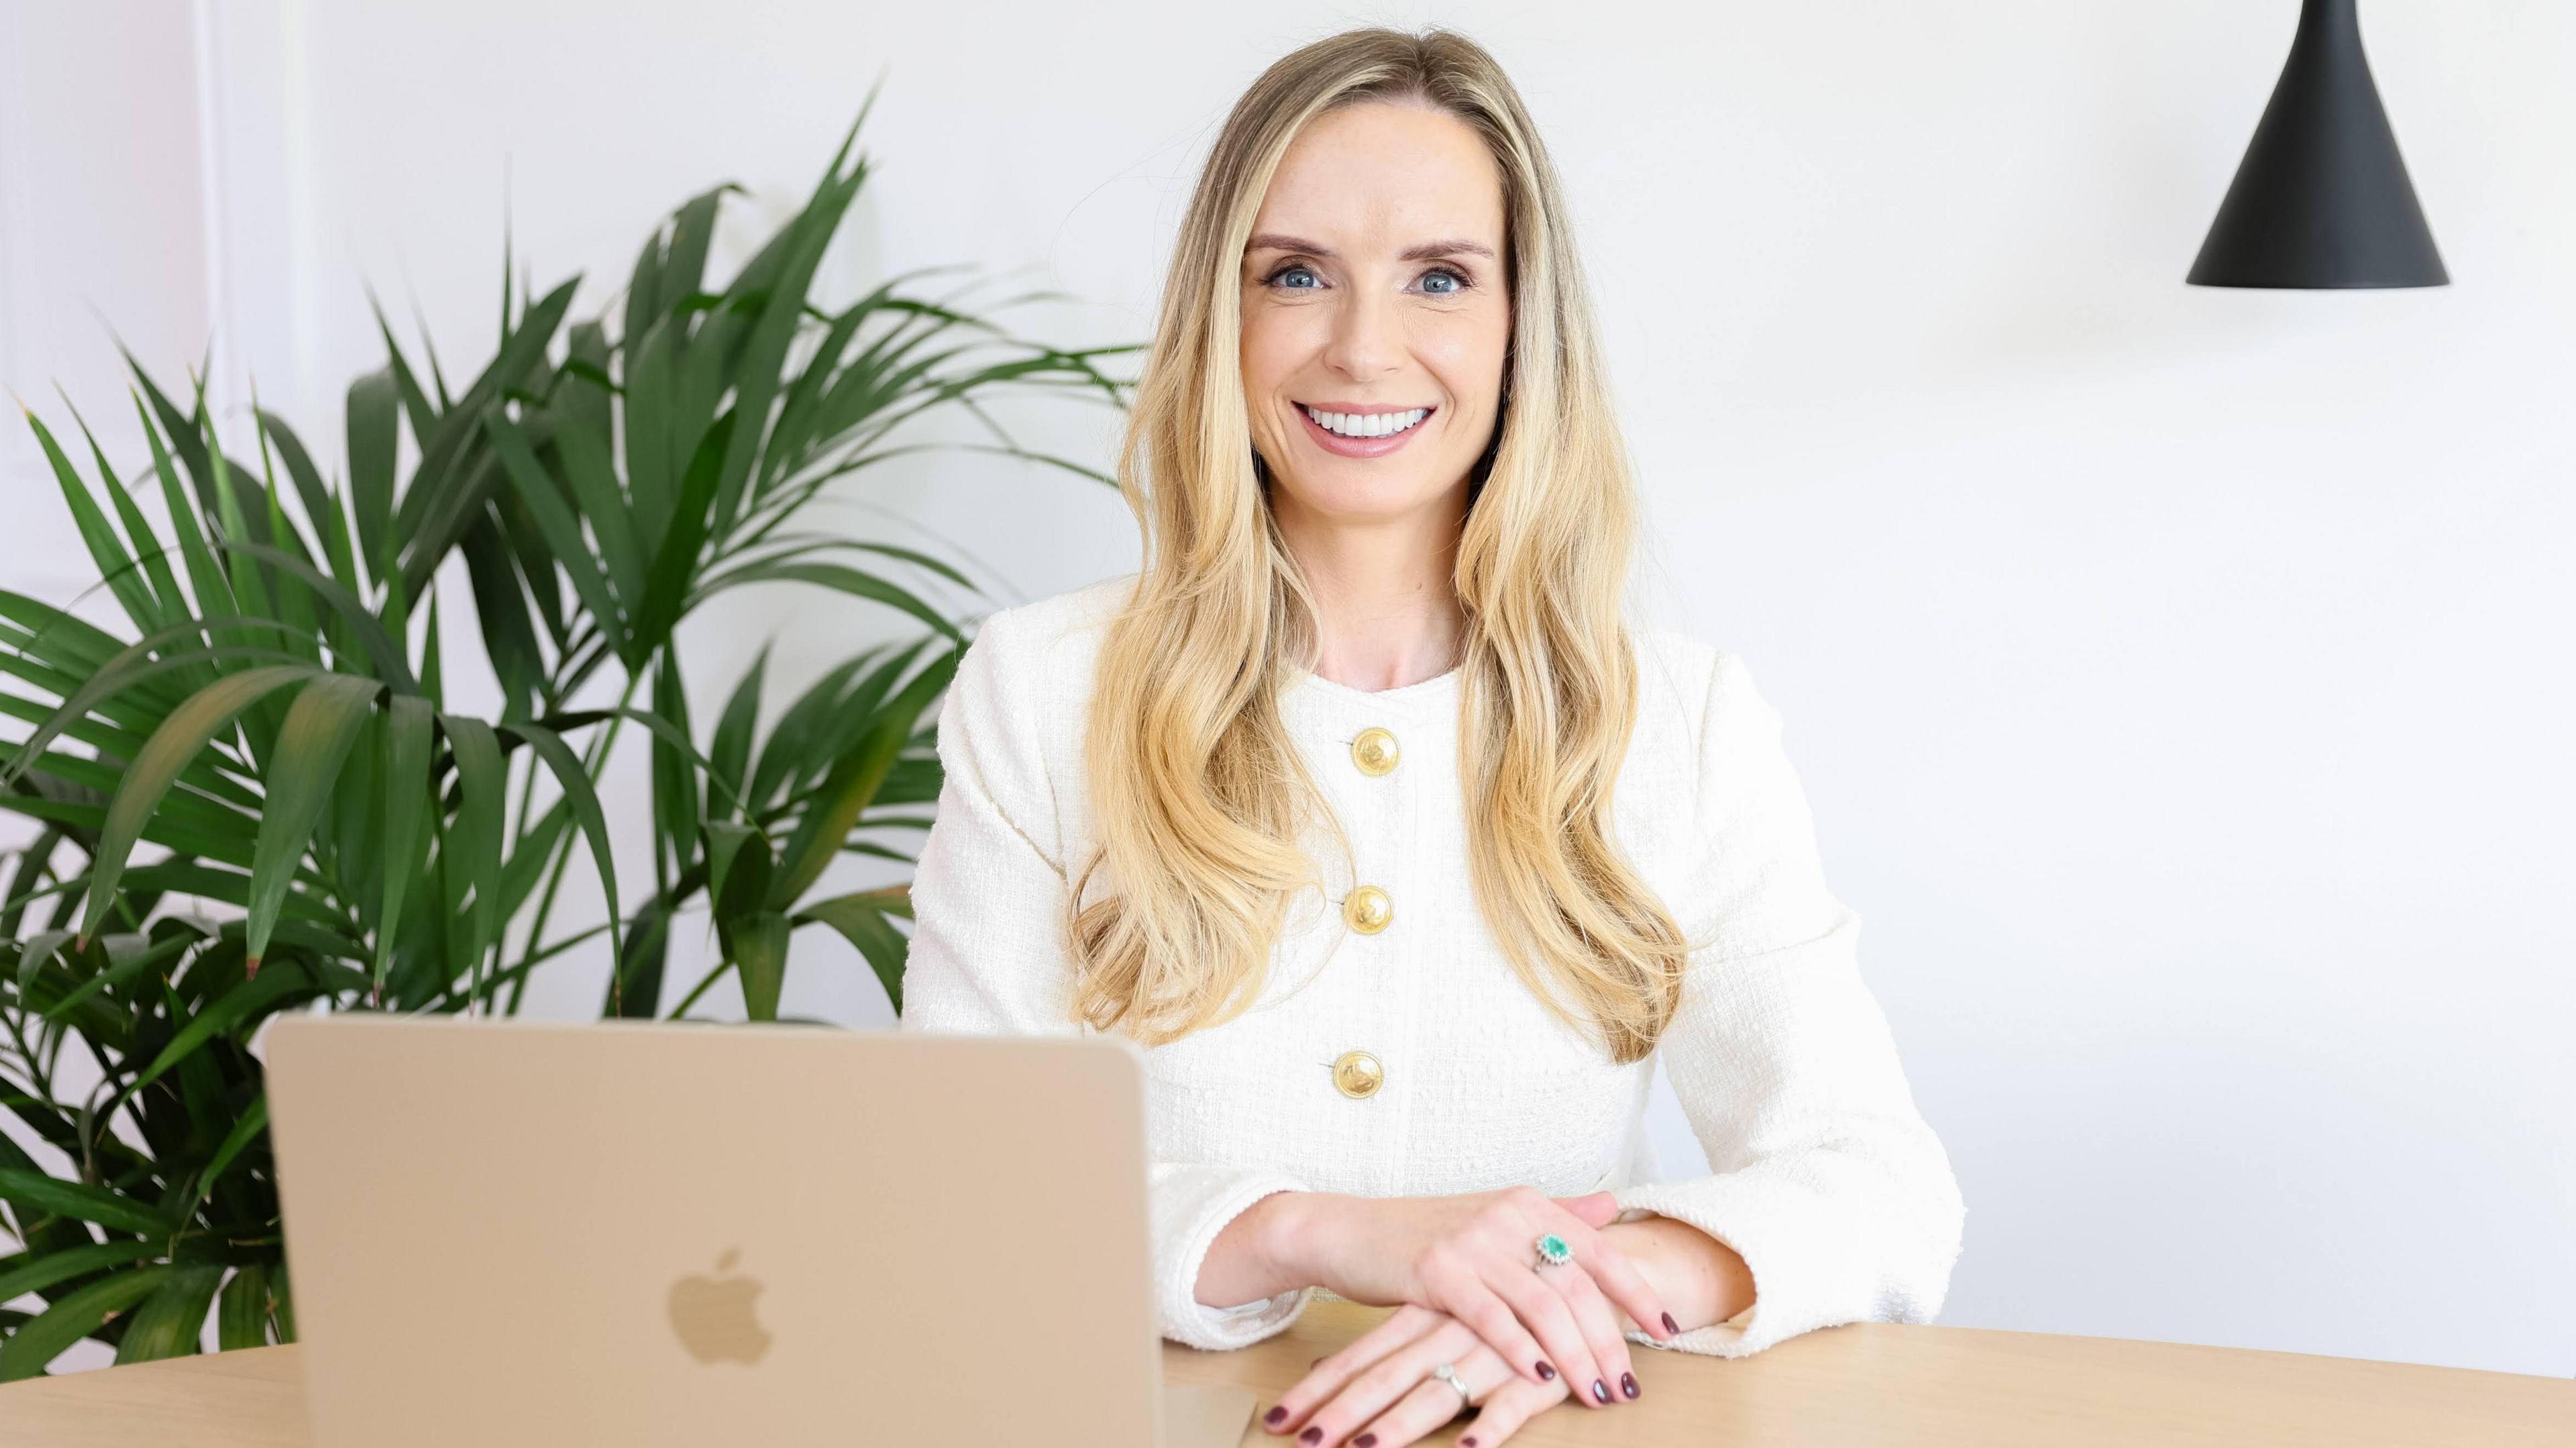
[1603,1215,1747,1334]
[1252,1188,1342,1291]
[1200,1189,1318,1308]
[1597,1219,1674,1329]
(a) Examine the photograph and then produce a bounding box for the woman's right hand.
[1280,1186,1674,1410]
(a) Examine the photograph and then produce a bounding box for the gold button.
[1342,885,1393,935]
[1331,1050,1385,1099]
[1350,726,1400,777]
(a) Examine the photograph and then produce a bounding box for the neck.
[1270,483,1470,693]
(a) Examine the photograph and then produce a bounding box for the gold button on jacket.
[1342,885,1393,935]
[1331,1050,1385,1099]
[1350,726,1400,776]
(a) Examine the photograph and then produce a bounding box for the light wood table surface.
[2,1297,2567,1446]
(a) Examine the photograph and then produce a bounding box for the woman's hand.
[1260,1302,1578,1447]
[1277,1186,1674,1410]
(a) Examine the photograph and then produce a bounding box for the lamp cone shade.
[2188,0,2447,288]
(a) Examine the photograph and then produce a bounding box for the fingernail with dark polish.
[1299,1429,1322,1445]
[1534,1360,1555,1381]
[1662,1311,1680,1336]
[1593,1378,1612,1404]
[1356,1436,1378,1447]
[1265,1405,1287,1427]
[1621,1371,1640,1399]
[1462,1440,1479,1448]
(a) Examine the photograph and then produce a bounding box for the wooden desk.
[2,1298,2567,1446]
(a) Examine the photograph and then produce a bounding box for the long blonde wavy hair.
[1070,26,1697,1066]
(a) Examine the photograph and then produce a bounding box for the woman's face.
[1240,99,1511,529]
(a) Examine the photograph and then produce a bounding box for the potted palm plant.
[0,95,1134,1376]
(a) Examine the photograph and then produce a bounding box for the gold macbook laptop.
[265,1015,1259,1447]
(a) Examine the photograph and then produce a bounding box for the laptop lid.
[266,1015,1206,1447]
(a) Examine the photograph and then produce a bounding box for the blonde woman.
[898,25,1964,1448]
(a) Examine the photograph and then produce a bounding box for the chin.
[1290,476,1446,518]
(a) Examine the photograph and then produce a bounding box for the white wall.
[3,0,2569,1378]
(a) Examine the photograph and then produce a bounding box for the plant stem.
[502,672,639,1014]
[663,955,736,1020]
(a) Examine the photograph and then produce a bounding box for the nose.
[1320,280,1405,383]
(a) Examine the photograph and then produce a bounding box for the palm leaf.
[77,665,317,942]
[346,369,400,579]
[0,1265,174,1380]
[496,722,622,985]
[0,1239,160,1304]
[216,1262,273,1351]
[23,409,166,637]
[244,675,381,967]
[439,715,506,993]
[796,886,912,1014]
[0,1166,174,1237]
[372,693,434,995]
[114,1264,225,1363]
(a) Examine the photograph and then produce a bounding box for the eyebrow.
[1246,233,1497,263]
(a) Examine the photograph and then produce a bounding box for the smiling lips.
[1296,402,1436,457]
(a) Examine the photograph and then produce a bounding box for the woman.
[898,24,1964,1448]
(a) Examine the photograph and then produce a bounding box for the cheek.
[1238,290,1320,360]
[1419,324,1510,417]
[1238,302,1305,410]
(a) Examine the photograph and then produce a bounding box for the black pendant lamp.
[2188,0,2447,288]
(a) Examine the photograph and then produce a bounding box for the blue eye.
[1256,261,1474,294]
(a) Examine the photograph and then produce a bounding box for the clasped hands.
[1253,1186,1678,1447]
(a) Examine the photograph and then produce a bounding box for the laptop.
[264,1014,1260,1447]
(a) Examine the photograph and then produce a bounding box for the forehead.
[1252,100,1505,251]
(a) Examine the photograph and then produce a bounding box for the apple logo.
[667,1249,771,1365]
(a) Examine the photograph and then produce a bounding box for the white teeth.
[1302,405,1428,439]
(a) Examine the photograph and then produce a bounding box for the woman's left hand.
[1258,1301,1582,1447]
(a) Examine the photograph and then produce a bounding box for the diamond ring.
[1428,1361,1474,1413]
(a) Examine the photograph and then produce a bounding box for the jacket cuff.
[1608,1170,1950,1358]
[1153,1164,1316,1350]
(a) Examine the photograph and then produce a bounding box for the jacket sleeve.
[1609,648,1966,1357]
[894,608,1318,1351]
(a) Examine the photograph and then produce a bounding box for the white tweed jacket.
[896,573,1965,1357]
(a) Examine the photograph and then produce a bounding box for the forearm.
[1199,1191,1754,1335]
[1195,1188,1334,1308]
[1601,1215,1756,1334]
